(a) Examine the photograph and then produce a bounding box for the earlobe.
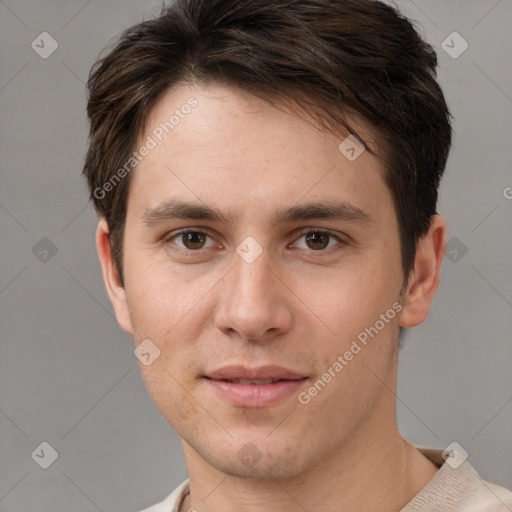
[96,218,134,334]
[399,215,447,328]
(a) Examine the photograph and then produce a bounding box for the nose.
[214,245,293,342]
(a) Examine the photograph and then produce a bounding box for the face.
[99,82,425,480]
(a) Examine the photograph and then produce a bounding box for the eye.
[163,227,346,256]
[291,229,345,252]
[164,229,216,251]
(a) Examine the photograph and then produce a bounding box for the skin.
[96,82,447,512]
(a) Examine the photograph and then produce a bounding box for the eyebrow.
[140,199,373,228]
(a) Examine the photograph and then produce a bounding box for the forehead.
[127,82,391,224]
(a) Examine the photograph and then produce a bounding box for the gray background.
[0,0,511,510]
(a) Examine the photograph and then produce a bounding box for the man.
[82,0,512,510]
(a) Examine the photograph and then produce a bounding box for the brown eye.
[291,229,345,253]
[181,231,207,250]
[165,229,215,252]
[305,232,330,250]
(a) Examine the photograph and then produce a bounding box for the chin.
[190,431,316,481]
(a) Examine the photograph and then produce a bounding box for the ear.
[399,215,447,328]
[96,218,134,334]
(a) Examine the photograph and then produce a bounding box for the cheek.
[308,315,400,418]
[124,256,192,336]
[140,364,200,428]
[308,264,401,372]
[312,267,385,327]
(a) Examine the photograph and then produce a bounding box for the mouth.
[204,364,307,381]
[203,365,309,407]
[211,378,294,385]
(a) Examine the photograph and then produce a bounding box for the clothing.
[138,446,512,512]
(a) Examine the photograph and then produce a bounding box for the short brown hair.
[82,0,452,287]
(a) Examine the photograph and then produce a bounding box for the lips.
[224,379,279,385]
[205,364,307,382]
[203,365,308,407]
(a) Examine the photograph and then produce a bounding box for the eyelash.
[163,228,346,257]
